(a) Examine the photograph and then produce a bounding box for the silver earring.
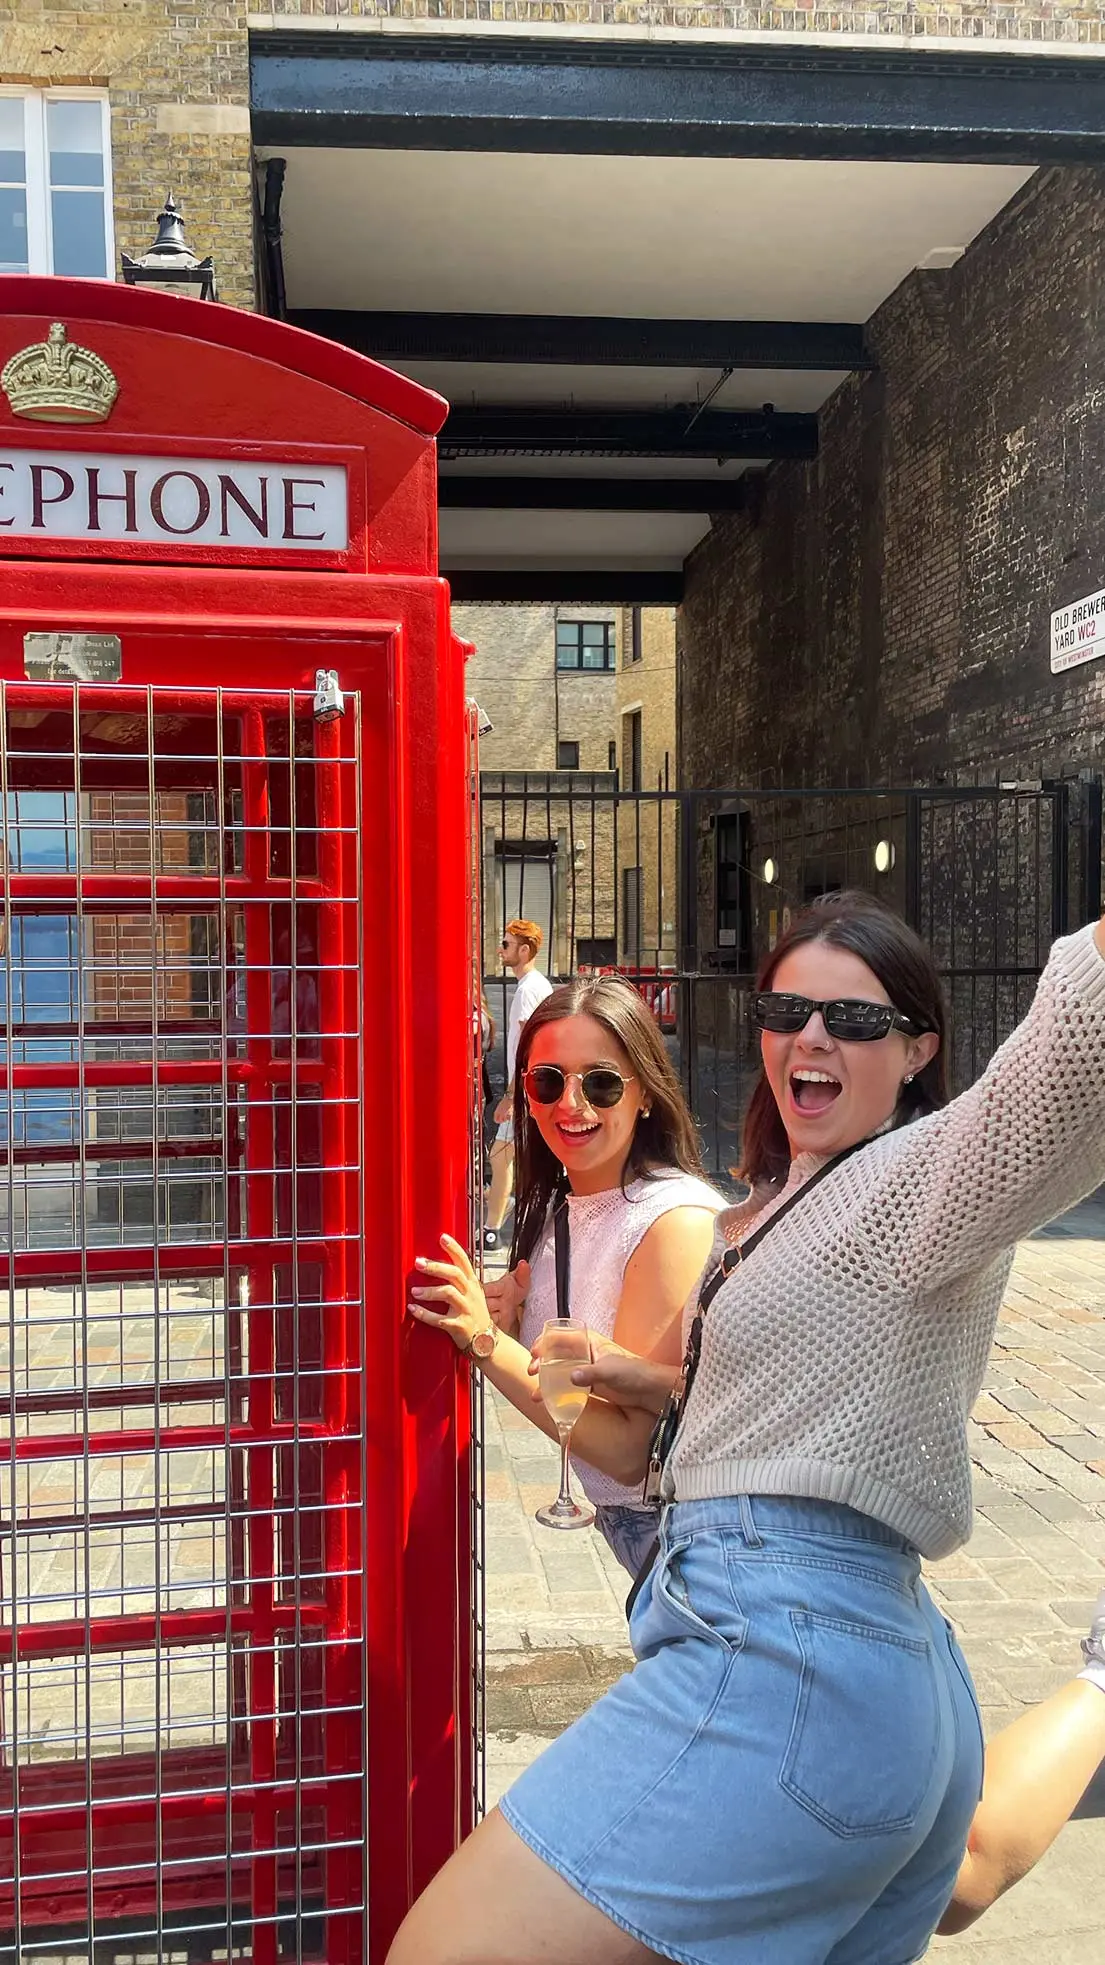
[903,1074,914,1085]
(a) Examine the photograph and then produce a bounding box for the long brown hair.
[741,891,949,1189]
[509,975,705,1268]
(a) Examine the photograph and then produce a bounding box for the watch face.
[469,1327,496,1360]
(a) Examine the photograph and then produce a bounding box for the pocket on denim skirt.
[654,1533,748,1654]
[781,1610,940,1838]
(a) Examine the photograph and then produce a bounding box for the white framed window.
[0,91,113,279]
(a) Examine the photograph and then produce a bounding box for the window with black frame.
[556,621,615,671]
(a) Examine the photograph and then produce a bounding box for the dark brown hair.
[509,975,705,1269]
[741,890,949,1189]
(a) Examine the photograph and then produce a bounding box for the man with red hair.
[485,919,552,1251]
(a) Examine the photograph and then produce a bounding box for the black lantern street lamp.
[121,194,217,301]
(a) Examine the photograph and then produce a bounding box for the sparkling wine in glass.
[535,1318,596,1531]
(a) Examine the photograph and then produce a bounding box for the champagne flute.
[535,1319,596,1530]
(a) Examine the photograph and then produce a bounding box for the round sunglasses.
[523,1064,636,1108]
[751,992,924,1043]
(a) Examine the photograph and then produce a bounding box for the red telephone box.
[0,279,474,1965]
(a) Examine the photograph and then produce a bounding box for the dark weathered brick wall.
[679,165,1105,790]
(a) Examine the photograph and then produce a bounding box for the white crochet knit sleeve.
[851,923,1105,1288]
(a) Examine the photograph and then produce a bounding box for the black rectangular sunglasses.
[751,992,923,1042]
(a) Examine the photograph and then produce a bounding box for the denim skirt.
[593,1501,662,1577]
[499,1495,984,1965]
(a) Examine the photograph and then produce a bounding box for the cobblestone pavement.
[483,1194,1105,1960]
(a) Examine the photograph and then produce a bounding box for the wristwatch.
[467,1325,497,1362]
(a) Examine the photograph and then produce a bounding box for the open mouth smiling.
[789,1068,842,1113]
[555,1119,601,1144]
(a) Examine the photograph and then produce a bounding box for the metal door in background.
[1,676,365,1965]
[478,773,1103,1182]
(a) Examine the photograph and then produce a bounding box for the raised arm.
[854,918,1105,1288]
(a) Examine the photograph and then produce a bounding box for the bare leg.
[938,1680,1105,1933]
[487,1139,514,1233]
[386,1806,661,1965]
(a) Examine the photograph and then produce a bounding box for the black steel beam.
[439,476,748,512]
[288,309,872,372]
[446,570,684,604]
[440,406,815,460]
[251,33,1105,164]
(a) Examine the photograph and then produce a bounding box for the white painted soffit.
[438,509,710,570]
[274,149,1035,325]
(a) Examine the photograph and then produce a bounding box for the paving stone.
[931,1575,1006,1604]
[528,1683,605,1728]
[488,1648,591,1688]
[579,1643,633,1685]
[992,1662,1084,1702]
[520,1618,630,1649]
[1031,1408,1084,1436]
[986,1386,1049,1414]
[1054,1432,1105,1462]
[951,1598,1065,1639]
[984,1418,1050,1451]
[1046,1595,1101,1630]
[1016,1489,1093,1525]
[484,1685,536,1731]
[484,1732,553,1809]
[971,1392,1011,1422]
[1020,1450,1105,1503]
[976,1497,1056,1536]
[973,1558,1054,1597]
[961,1524,1020,1560]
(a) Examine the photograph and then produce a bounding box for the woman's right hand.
[485,1260,530,1336]
[572,1346,680,1416]
[527,1329,678,1416]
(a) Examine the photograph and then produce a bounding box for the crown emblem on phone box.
[1,322,119,424]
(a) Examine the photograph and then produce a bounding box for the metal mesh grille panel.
[1,681,366,1965]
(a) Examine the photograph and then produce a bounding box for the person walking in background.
[485,919,552,1252]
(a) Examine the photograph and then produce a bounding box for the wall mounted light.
[873,840,896,875]
[762,857,777,886]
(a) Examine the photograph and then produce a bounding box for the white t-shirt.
[520,1170,724,1509]
[506,966,554,1082]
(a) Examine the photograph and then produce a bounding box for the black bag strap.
[553,1192,571,1320]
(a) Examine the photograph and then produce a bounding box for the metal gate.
[479,773,1103,1182]
[1,679,365,1964]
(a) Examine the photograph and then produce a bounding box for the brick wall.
[87,791,204,1025]
[458,602,617,774]
[251,4,1103,46]
[461,602,619,974]
[2,3,255,309]
[616,606,677,793]
[679,164,1105,792]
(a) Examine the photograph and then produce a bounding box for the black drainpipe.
[259,157,288,320]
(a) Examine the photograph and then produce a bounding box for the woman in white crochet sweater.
[394,893,1105,1965]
